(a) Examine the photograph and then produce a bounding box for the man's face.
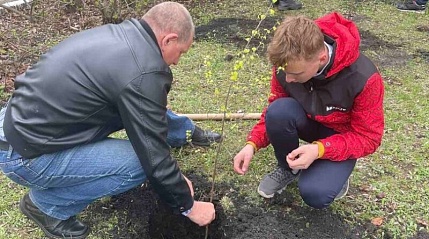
[282,47,328,83]
[283,57,321,84]
[161,34,193,66]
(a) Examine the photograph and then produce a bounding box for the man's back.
[4,19,170,159]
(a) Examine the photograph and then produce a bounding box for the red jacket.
[247,12,384,161]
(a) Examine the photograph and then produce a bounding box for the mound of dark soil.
[88,172,397,239]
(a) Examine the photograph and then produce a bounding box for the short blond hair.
[267,15,324,67]
[143,2,194,43]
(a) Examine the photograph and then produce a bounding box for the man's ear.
[161,33,179,47]
[318,47,328,64]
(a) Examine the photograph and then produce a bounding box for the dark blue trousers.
[265,98,357,209]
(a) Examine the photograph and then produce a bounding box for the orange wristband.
[312,141,325,159]
[246,141,258,152]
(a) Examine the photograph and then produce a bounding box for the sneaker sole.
[257,185,286,198]
[397,9,426,13]
[190,138,222,147]
[334,179,350,200]
[19,196,90,239]
[278,6,303,10]
[190,141,216,146]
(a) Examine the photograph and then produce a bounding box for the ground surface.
[89,172,369,239]
[1,1,428,239]
[89,171,429,239]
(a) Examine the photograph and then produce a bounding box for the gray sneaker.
[335,178,350,200]
[396,0,426,12]
[257,167,300,198]
[278,0,303,10]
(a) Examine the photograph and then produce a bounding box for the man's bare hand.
[286,144,319,170]
[186,201,216,226]
[233,144,254,175]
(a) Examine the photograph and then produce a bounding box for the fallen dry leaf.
[359,185,372,192]
[376,192,386,199]
[371,217,384,226]
[416,218,428,227]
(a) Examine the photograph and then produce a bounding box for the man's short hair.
[143,2,194,43]
[267,16,324,67]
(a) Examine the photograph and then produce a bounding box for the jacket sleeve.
[117,72,193,214]
[320,73,384,160]
[247,67,288,149]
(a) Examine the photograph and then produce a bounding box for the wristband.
[246,141,258,152]
[312,141,325,159]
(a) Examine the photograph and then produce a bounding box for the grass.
[0,0,428,238]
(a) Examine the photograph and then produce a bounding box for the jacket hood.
[315,12,360,77]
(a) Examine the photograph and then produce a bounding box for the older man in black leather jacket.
[0,2,215,238]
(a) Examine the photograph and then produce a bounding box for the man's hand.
[183,174,194,197]
[286,144,319,170]
[186,201,216,226]
[233,144,254,175]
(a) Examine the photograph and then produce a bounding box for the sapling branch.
[204,5,275,239]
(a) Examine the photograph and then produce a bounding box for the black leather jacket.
[3,19,193,214]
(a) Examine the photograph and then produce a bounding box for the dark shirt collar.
[139,19,161,52]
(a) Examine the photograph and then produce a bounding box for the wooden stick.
[0,3,33,21]
[178,113,261,121]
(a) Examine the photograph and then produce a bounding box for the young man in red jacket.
[233,12,384,209]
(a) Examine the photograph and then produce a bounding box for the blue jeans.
[0,138,146,220]
[265,98,357,209]
[417,0,427,5]
[0,110,193,220]
[166,109,195,147]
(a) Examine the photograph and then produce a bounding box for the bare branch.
[0,3,33,21]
